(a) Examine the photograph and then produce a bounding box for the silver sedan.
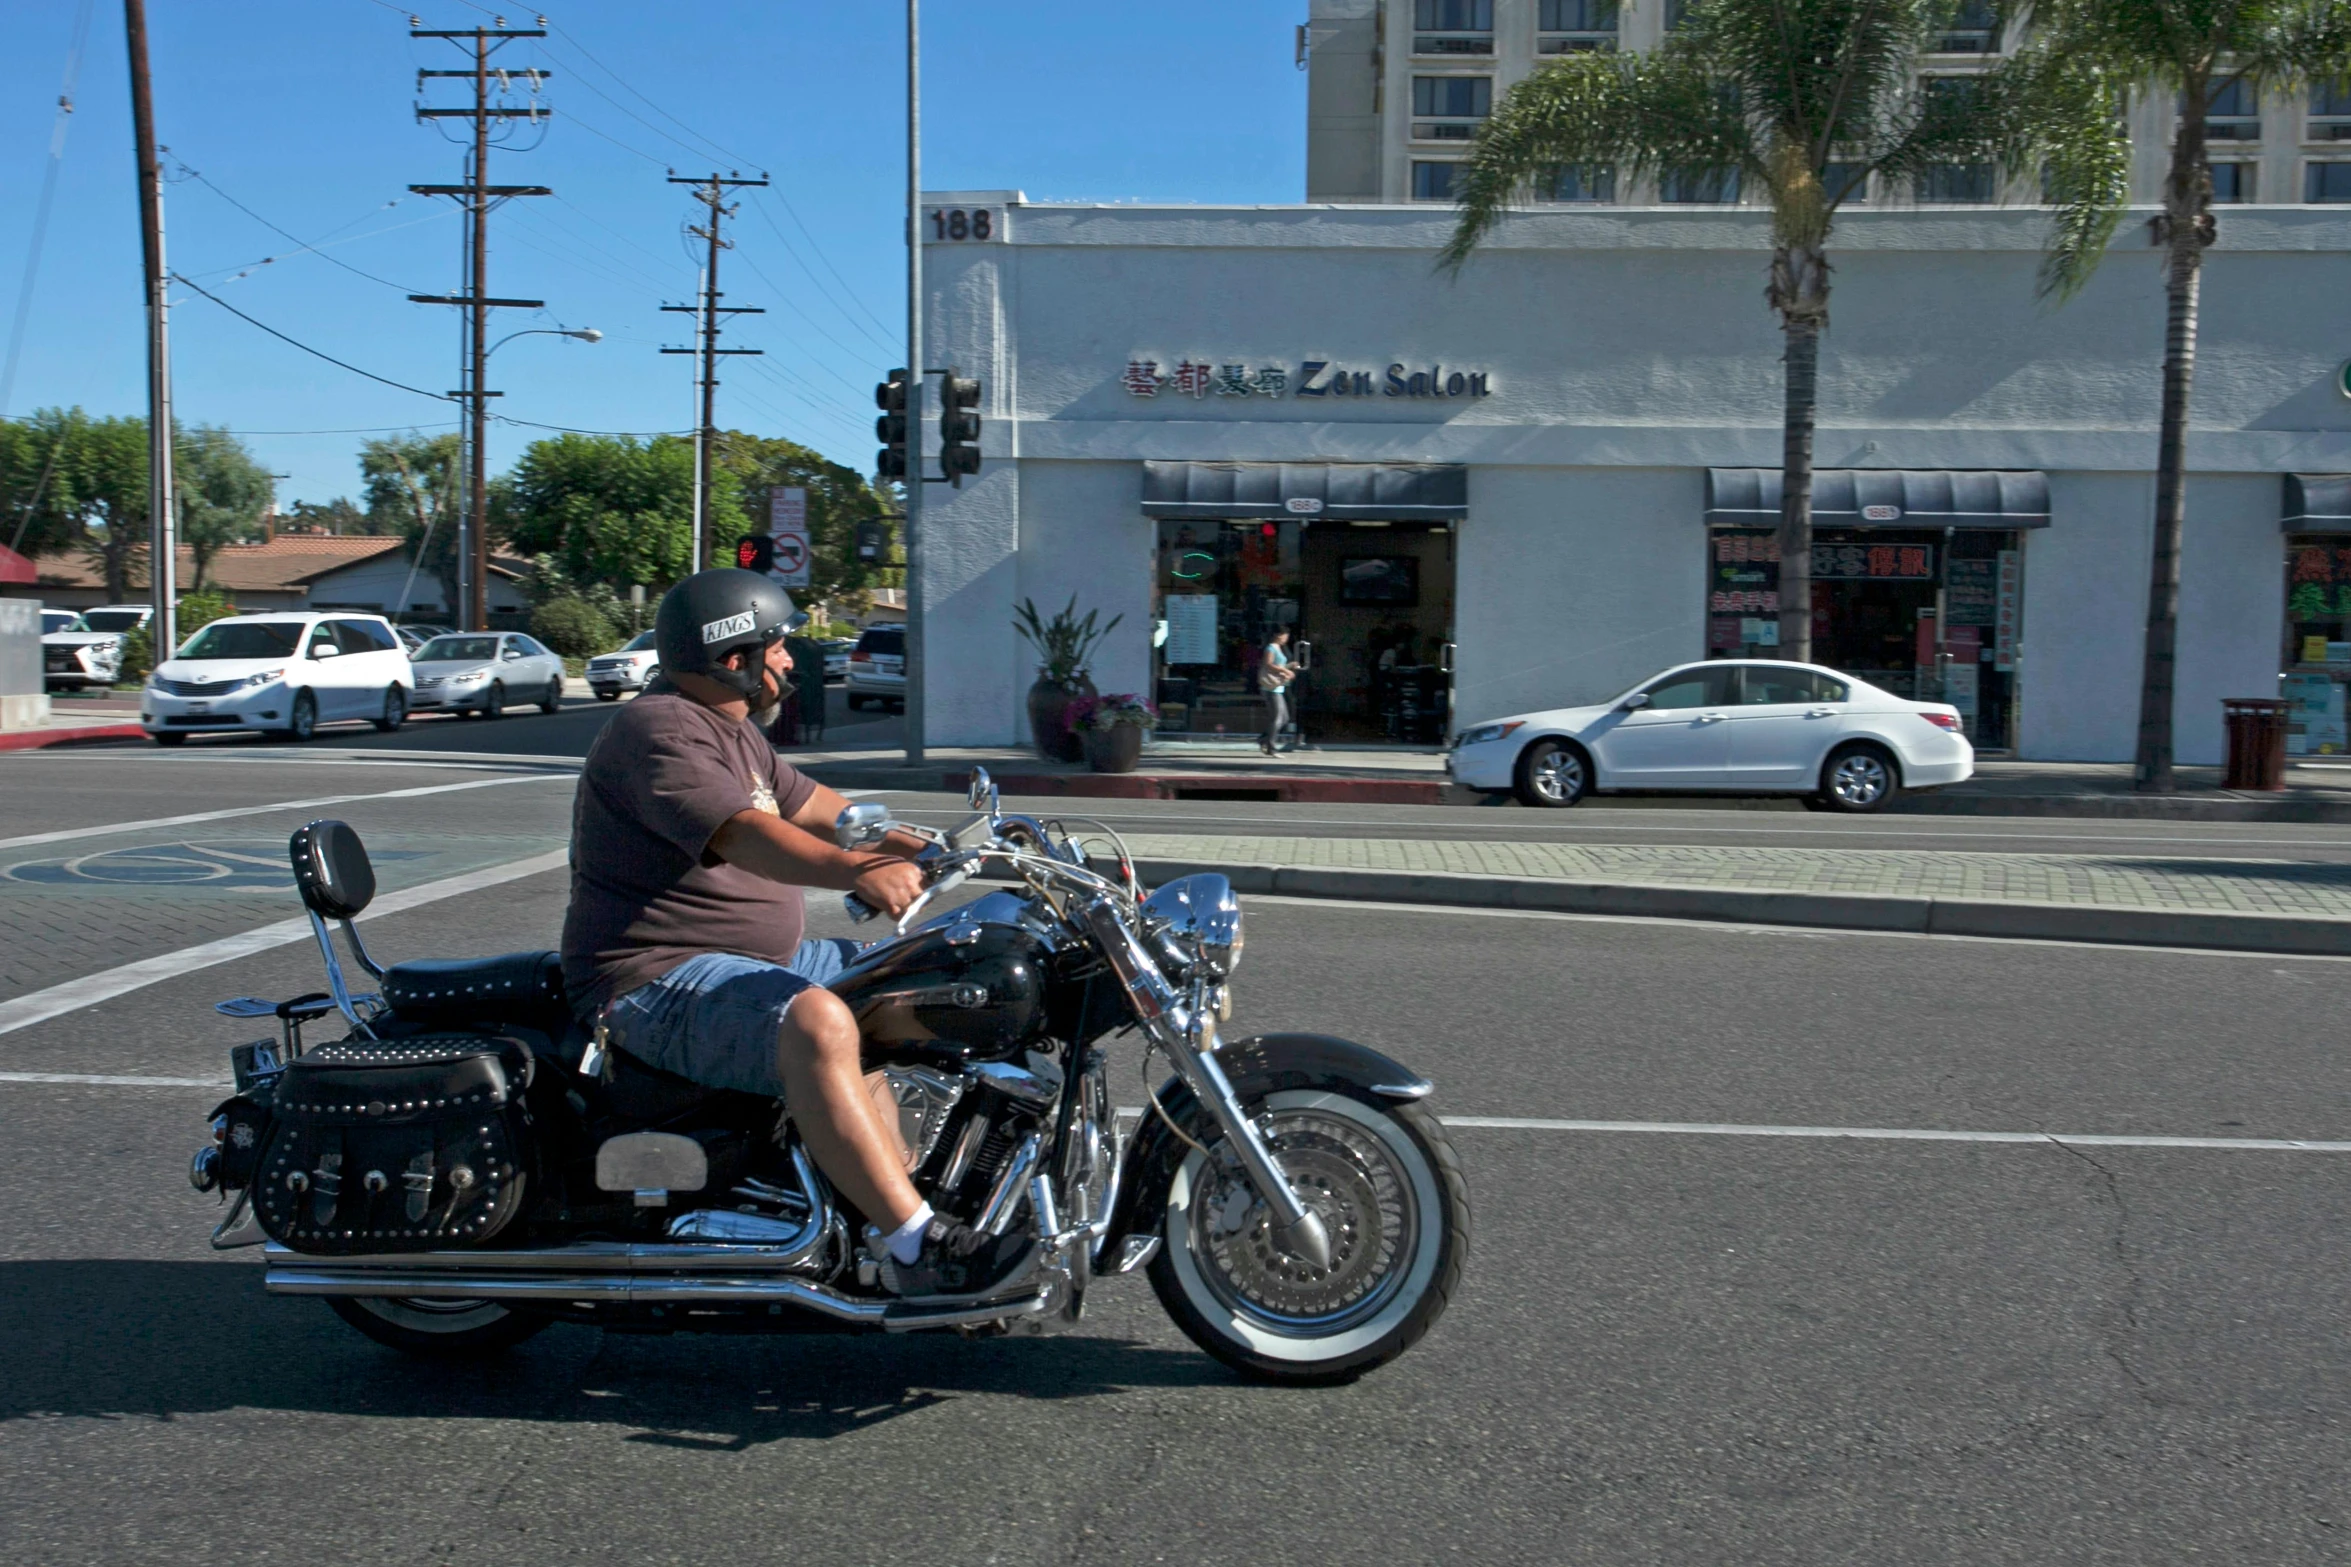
[408,632,568,718]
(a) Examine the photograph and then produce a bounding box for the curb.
[1116,857,2351,956]
[0,723,148,753]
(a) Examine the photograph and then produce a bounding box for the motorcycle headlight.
[1455,720,1524,749]
[1141,872,1243,978]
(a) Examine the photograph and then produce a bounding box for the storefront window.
[2283,536,2351,753]
[1151,517,1457,743]
[1706,526,2022,748]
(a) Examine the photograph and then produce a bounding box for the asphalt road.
[5,750,2351,1562]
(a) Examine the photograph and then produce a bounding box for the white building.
[908,192,2351,763]
[1305,0,2351,209]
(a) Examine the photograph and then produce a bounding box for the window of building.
[2285,537,2351,753]
[2210,161,2256,202]
[1414,0,1494,54]
[1660,166,1740,202]
[1538,0,1617,52]
[2307,161,2351,201]
[1932,0,1999,53]
[1665,0,1691,30]
[1919,162,1996,201]
[2310,80,2351,140]
[1412,75,1492,138]
[1545,163,1617,201]
[1411,160,1460,200]
[1824,161,1869,202]
[2197,77,2261,141]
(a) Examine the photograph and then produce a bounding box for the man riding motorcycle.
[561,568,1025,1296]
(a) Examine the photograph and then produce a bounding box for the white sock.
[885,1202,934,1264]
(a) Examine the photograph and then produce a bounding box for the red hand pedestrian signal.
[736,535,775,574]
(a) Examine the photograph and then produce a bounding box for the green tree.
[282,496,368,534]
[2017,0,2351,789]
[359,431,466,620]
[58,414,151,603]
[711,431,898,608]
[1,407,91,560]
[1441,0,2058,661]
[502,432,703,592]
[175,424,275,590]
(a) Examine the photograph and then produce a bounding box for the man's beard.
[746,668,785,727]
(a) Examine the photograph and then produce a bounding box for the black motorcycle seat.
[383,951,566,1024]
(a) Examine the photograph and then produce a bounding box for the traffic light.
[874,369,909,480]
[735,534,775,575]
[940,373,981,484]
[855,519,890,565]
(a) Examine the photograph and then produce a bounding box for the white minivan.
[141,612,414,745]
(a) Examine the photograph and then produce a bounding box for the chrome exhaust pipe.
[264,1258,1051,1332]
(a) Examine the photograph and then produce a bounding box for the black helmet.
[654,568,805,698]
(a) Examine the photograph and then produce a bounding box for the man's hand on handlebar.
[847,855,927,920]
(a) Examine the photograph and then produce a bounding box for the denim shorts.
[602,939,863,1098]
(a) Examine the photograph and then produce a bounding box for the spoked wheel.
[1513,739,1587,808]
[1149,1089,1469,1385]
[375,684,407,733]
[481,681,505,720]
[326,1296,548,1358]
[1818,744,1899,813]
[539,678,563,714]
[285,690,318,743]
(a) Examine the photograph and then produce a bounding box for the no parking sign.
[767,487,811,589]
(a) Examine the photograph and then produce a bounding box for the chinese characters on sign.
[1810,543,1935,580]
[1121,357,1491,401]
[1993,549,2020,672]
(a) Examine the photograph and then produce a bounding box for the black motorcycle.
[190,769,1468,1383]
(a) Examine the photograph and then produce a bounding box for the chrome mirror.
[967,766,999,815]
[833,801,891,850]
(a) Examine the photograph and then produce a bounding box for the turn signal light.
[1922,712,1963,733]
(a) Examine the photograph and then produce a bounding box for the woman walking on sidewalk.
[1259,629,1296,756]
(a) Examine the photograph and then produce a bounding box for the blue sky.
[0,1,1305,507]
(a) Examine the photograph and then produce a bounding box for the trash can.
[2221,697,2290,790]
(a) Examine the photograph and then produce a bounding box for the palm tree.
[2019,0,2351,790]
[1441,0,2054,663]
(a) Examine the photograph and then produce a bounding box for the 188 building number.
[927,207,996,242]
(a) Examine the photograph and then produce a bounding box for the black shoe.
[879,1216,1030,1299]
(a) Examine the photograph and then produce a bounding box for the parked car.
[43,603,151,691]
[141,612,412,745]
[393,625,431,656]
[844,623,906,711]
[1447,658,1972,813]
[409,632,567,718]
[821,636,855,680]
[585,629,659,700]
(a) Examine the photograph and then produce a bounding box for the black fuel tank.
[831,908,1050,1065]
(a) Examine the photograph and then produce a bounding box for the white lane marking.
[0,848,571,1038]
[1243,892,2351,963]
[0,1072,228,1088]
[20,745,588,769]
[1441,1115,2351,1152]
[1110,1106,2351,1153]
[0,771,570,852]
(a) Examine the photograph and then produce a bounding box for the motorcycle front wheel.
[326,1295,550,1359]
[1149,1088,1469,1385]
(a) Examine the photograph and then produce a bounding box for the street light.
[486,326,603,358]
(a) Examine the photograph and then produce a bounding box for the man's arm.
[785,780,929,860]
[708,808,926,917]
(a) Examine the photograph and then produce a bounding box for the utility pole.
[124,0,174,654]
[661,172,766,573]
[904,0,925,766]
[406,22,549,632]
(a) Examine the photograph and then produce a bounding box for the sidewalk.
[1103,832,2351,955]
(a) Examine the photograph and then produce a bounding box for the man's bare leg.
[774,988,923,1227]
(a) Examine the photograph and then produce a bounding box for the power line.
[181,204,456,284]
[661,171,768,569]
[491,413,691,436]
[168,154,428,294]
[170,271,452,402]
[752,190,899,345]
[544,23,750,169]
[0,0,96,418]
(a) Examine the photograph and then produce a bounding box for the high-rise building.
[1304,0,2339,208]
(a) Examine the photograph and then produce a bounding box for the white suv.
[141,612,414,746]
[43,604,151,690]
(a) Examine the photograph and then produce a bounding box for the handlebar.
[843,862,975,935]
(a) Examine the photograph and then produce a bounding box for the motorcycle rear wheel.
[326,1295,549,1358]
[1149,1088,1468,1385]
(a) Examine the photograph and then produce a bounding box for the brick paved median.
[1116,835,2351,921]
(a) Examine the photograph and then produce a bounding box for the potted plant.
[1013,596,1122,761]
[1066,692,1155,774]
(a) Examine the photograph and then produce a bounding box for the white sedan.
[1448,659,1973,813]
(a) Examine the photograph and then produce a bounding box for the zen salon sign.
[1122,357,1494,402]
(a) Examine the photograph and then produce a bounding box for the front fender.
[1099,1033,1432,1259]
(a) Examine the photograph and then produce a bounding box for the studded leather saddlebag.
[252,1033,534,1254]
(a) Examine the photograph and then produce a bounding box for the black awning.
[2285,474,2351,529]
[1139,461,1467,522]
[1705,468,2051,529]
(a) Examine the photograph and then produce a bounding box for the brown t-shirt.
[561,682,818,1016]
